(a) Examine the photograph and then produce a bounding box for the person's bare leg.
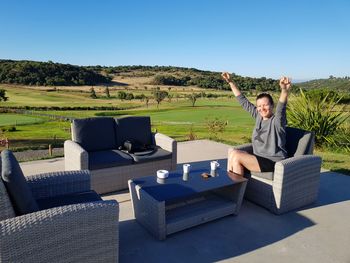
[228,150,261,175]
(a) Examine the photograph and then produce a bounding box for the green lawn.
[0,114,45,126]
[1,89,349,175]
[315,149,350,175]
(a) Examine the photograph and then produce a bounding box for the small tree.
[105,86,110,98]
[153,90,168,109]
[0,89,8,101]
[187,93,200,107]
[117,91,127,100]
[90,87,97,99]
[139,93,146,102]
[145,96,150,108]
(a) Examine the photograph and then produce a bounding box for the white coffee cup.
[183,164,191,174]
[157,170,169,179]
[210,161,220,171]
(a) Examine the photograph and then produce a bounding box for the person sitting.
[221,72,292,176]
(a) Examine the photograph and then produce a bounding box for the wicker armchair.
[0,150,119,263]
[228,127,322,214]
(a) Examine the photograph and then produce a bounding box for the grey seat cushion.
[129,147,172,163]
[286,127,314,157]
[115,116,154,148]
[72,117,117,151]
[250,171,274,180]
[88,150,134,170]
[36,190,102,210]
[1,150,39,215]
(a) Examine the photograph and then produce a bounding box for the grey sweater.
[236,94,287,161]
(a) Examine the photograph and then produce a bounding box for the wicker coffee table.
[128,160,247,240]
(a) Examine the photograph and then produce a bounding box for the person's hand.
[221,72,231,83]
[279,76,292,91]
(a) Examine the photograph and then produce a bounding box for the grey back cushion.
[1,150,39,215]
[72,117,117,152]
[286,127,315,157]
[115,116,153,148]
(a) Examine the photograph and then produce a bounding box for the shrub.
[205,117,227,139]
[8,126,17,132]
[186,124,197,140]
[287,89,349,148]
[117,91,127,100]
[90,87,97,99]
[125,93,134,100]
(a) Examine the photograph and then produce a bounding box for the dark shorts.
[255,155,276,172]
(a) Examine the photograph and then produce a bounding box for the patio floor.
[20,140,350,263]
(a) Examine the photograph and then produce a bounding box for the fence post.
[49,144,52,156]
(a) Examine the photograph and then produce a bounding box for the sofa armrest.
[272,155,322,213]
[26,170,91,199]
[0,200,119,262]
[154,132,177,170]
[64,140,89,171]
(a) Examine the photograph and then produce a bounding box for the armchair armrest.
[274,155,322,184]
[272,155,322,214]
[64,140,89,171]
[26,170,91,199]
[154,132,177,170]
[0,200,119,262]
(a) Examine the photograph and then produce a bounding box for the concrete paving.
[19,140,350,263]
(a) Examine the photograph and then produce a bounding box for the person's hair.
[256,93,274,106]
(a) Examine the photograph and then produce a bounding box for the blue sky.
[0,0,349,80]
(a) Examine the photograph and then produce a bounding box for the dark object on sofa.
[0,149,119,262]
[121,139,156,154]
[64,116,177,194]
[228,127,322,214]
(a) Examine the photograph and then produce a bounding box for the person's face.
[256,97,273,120]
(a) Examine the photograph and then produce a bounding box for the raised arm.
[279,76,292,103]
[222,72,241,97]
[222,72,257,119]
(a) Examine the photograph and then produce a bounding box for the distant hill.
[0,59,112,86]
[90,65,280,92]
[297,77,350,92]
[0,59,279,91]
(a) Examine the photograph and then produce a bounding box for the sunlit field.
[0,83,349,174]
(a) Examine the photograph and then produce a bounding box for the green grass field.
[0,85,349,174]
[0,114,45,126]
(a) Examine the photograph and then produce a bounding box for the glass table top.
[131,159,247,202]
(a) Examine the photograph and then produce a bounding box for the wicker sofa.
[228,127,322,214]
[0,149,119,262]
[64,116,177,194]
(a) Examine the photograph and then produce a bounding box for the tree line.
[0,60,112,86]
[0,59,281,91]
[151,73,279,91]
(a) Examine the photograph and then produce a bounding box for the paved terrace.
[20,140,350,263]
